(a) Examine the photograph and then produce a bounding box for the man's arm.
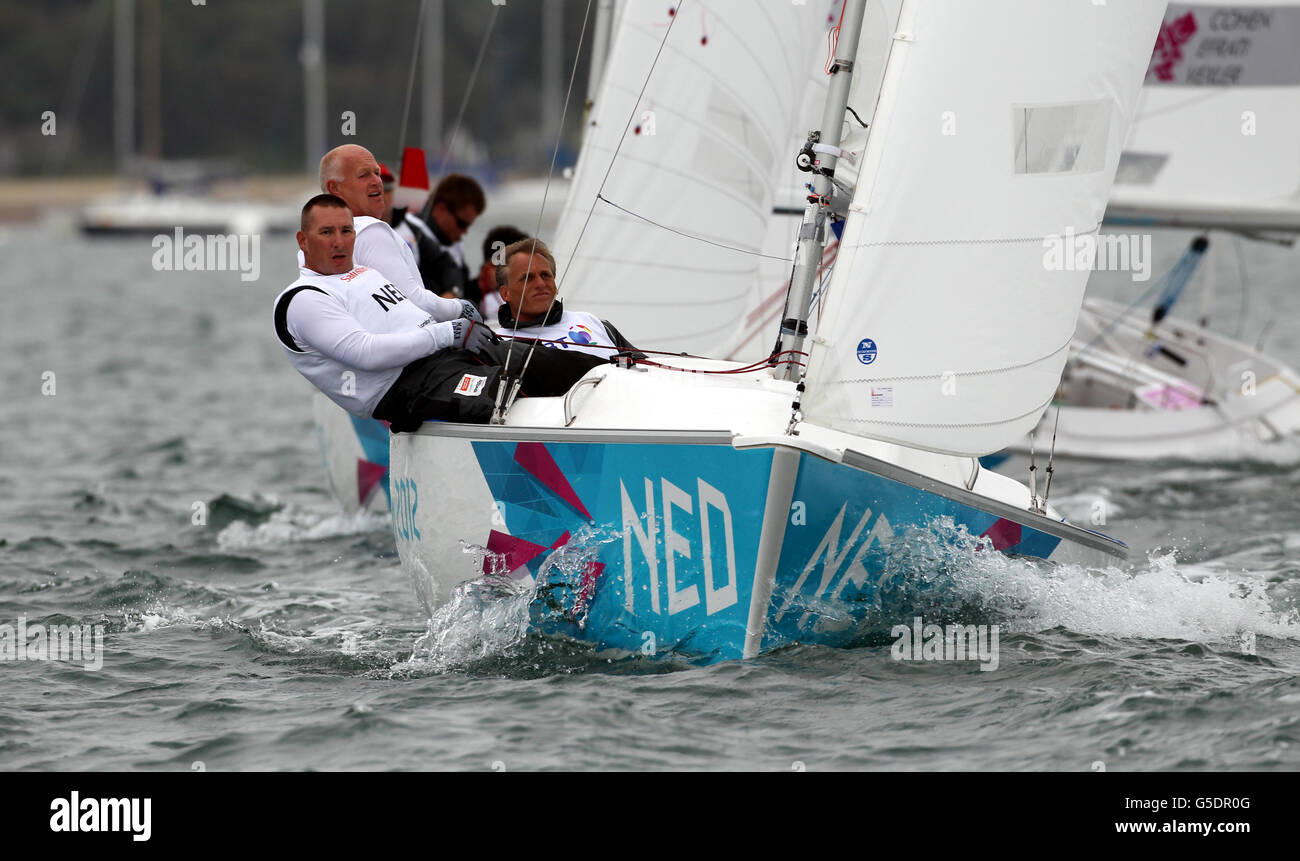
[284,289,453,371]
[354,223,465,321]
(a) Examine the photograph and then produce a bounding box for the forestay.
[1108,1,1300,232]
[551,0,828,356]
[800,0,1169,457]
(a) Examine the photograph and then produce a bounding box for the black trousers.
[373,343,606,432]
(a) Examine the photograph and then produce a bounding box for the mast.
[777,0,869,382]
[113,0,135,176]
[542,0,564,159]
[422,0,444,156]
[302,0,326,176]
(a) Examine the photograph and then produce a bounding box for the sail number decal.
[392,476,421,542]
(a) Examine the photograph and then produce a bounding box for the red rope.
[825,0,846,74]
[638,350,807,375]
[500,335,807,375]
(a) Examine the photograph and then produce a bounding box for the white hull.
[80,193,297,235]
[1013,297,1300,462]
[388,360,1123,662]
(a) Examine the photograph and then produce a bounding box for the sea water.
[1,222,1298,770]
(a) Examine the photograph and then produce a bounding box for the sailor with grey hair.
[494,238,639,358]
[314,144,482,328]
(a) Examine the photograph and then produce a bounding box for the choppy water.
[1,219,1299,771]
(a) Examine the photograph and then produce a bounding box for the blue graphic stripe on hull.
[469,440,1060,663]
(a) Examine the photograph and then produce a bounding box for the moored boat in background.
[1008,0,1300,463]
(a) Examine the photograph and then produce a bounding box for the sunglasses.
[454,212,473,230]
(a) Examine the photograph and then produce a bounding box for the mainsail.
[550,0,832,355]
[800,0,1169,457]
[1107,1,1300,234]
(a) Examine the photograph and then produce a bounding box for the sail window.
[1114,151,1169,185]
[1013,99,1113,175]
[694,86,769,208]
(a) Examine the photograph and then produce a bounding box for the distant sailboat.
[388,0,1167,663]
[1014,0,1300,462]
[81,0,297,235]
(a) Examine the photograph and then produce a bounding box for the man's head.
[297,194,356,275]
[478,225,529,295]
[498,238,558,323]
[422,174,486,244]
[318,145,384,219]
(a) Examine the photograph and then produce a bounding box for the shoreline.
[0,175,318,224]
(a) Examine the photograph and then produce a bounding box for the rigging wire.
[1069,260,1173,365]
[394,0,429,170]
[1041,402,1061,510]
[1233,233,1250,340]
[595,194,795,262]
[556,0,686,291]
[437,4,503,176]
[770,255,801,363]
[494,0,597,421]
[1027,429,1040,513]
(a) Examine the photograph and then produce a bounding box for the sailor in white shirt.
[493,238,640,359]
[276,195,605,431]
[274,194,497,417]
[315,144,480,328]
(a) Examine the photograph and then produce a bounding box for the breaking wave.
[860,516,1300,645]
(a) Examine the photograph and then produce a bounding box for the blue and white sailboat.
[388,0,1168,663]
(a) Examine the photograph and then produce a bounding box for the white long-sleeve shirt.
[274,265,456,417]
[352,216,466,320]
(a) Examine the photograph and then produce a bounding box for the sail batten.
[801,0,1169,457]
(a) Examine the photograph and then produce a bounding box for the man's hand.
[457,299,484,324]
[448,318,498,353]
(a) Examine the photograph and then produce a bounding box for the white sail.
[801,0,1168,457]
[1107,1,1300,233]
[550,0,832,355]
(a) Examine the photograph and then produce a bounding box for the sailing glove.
[448,318,498,354]
[457,299,484,324]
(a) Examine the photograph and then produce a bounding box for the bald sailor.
[313,143,482,328]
